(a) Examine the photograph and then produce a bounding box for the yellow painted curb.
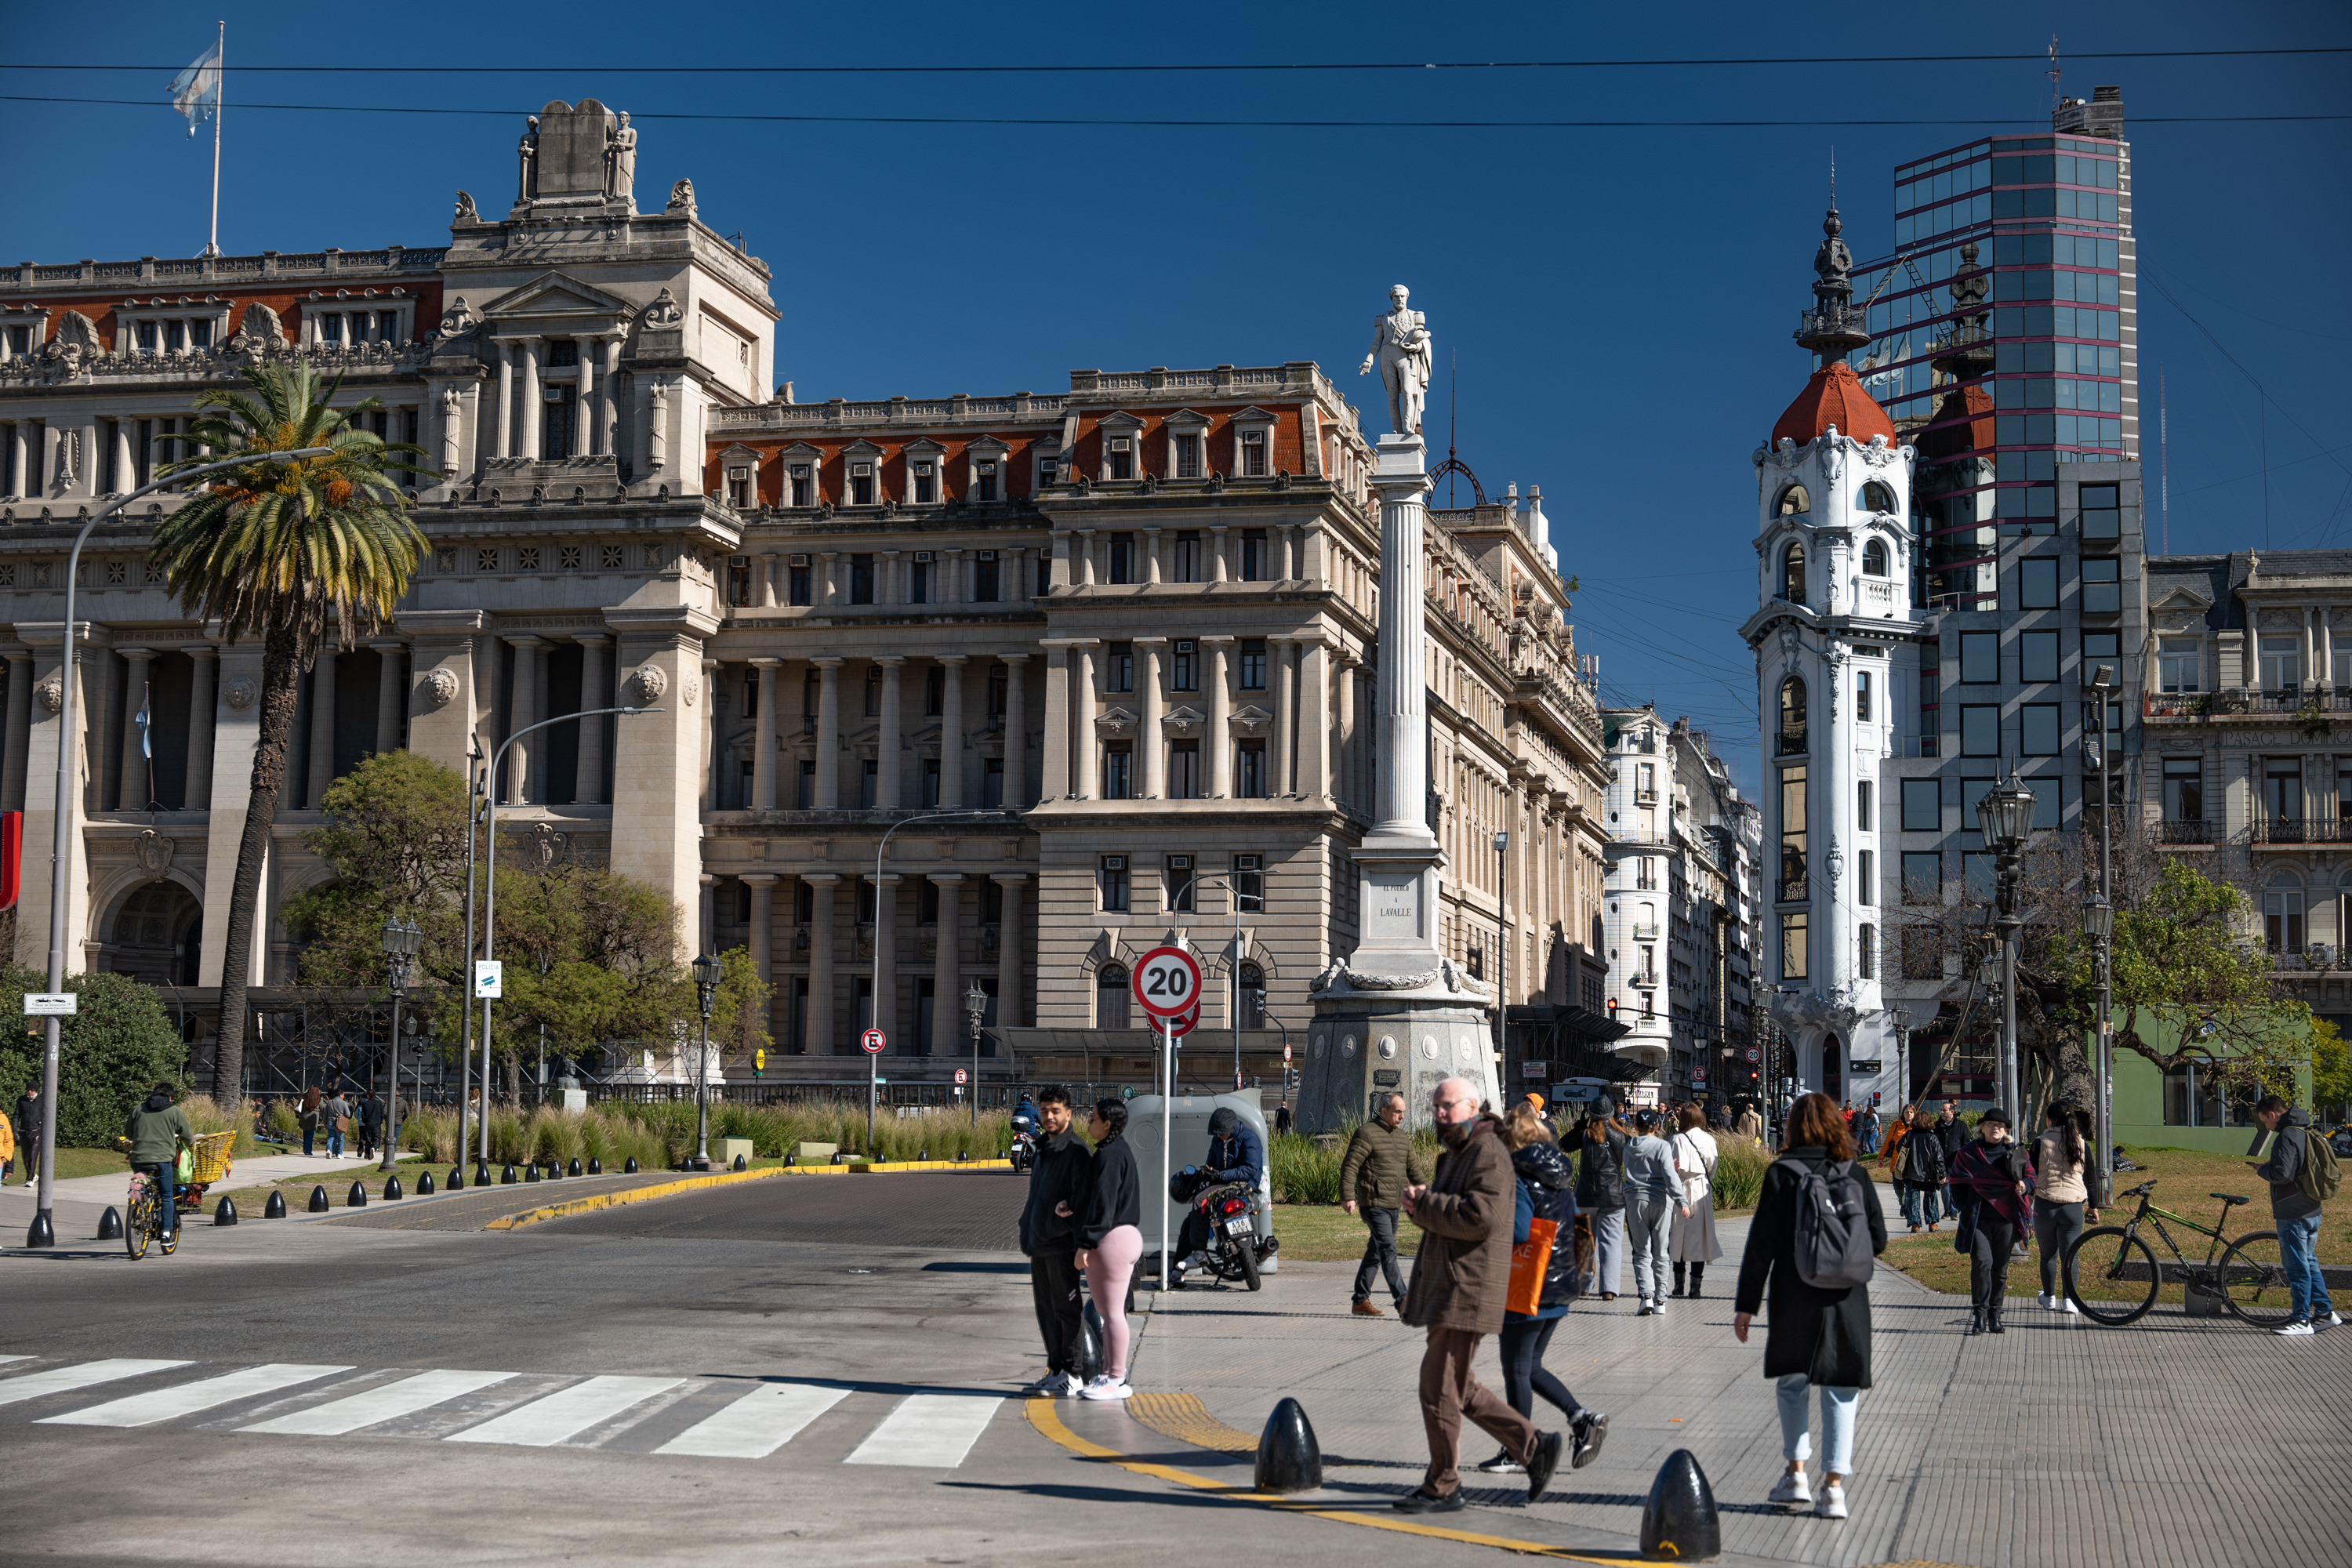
[848,1159,1013,1173]
[1022,1398,1626,1565]
[483,1164,790,1229]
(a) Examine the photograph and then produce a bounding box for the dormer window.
[850,461,875,506]
[1781,541,1807,604]
[1863,539,1890,576]
[1107,437,1134,481]
[913,461,936,505]
[1240,429,1268,477]
[1776,484,1810,517]
[975,459,998,502]
[1859,480,1897,514]
[789,463,812,507]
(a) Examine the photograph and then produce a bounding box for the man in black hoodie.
[1018,1087,1092,1394]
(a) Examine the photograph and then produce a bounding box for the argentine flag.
[169,42,221,138]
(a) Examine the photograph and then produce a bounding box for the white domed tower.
[1737,206,1920,1114]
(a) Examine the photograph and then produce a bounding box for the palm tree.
[151,361,431,1098]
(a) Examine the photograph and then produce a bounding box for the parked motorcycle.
[1168,1170,1278,1290]
[1009,1128,1038,1174]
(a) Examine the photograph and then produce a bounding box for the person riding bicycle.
[1170,1106,1265,1288]
[125,1082,198,1243]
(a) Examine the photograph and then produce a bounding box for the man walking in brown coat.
[1396,1076,1564,1513]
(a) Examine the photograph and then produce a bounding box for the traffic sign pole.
[1160,1010,1173,1294]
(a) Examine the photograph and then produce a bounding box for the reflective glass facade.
[1851,110,2137,608]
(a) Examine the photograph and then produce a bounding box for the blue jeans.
[136,1162,177,1237]
[326,1128,344,1158]
[303,1125,315,1156]
[1775,1374,1857,1475]
[1897,1181,1944,1227]
[2280,1212,2333,1323]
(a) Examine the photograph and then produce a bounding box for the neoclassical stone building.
[0,102,1610,1089]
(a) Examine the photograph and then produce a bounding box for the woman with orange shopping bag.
[1475,1102,1609,1475]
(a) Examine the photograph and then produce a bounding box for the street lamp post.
[1976,772,2038,1126]
[1493,829,1509,1089]
[2085,662,2118,1207]
[24,447,334,1247]
[378,917,422,1173]
[689,952,722,1171]
[456,752,485,1181]
[964,981,987,1125]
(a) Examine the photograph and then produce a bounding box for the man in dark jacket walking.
[1394,1078,1563,1514]
[1341,1091,1428,1316]
[1018,1087,1093,1393]
[2252,1096,2336,1334]
[13,1084,40,1186]
[1931,1099,1967,1165]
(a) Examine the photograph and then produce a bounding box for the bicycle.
[124,1168,179,1261]
[2063,1178,2291,1327]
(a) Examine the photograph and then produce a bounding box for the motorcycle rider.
[1170,1105,1265,1289]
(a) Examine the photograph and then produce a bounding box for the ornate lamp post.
[2084,662,2118,1207]
[964,981,988,1126]
[1493,829,1510,1086]
[378,916,423,1173]
[1976,772,2038,1124]
[688,952,723,1171]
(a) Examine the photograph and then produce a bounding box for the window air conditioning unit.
[1103,856,1127,870]
[914,550,934,563]
[851,461,874,476]
[789,554,811,567]
[1176,639,1193,652]
[977,550,996,561]
[1109,437,1131,452]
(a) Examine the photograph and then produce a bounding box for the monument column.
[750,656,780,809]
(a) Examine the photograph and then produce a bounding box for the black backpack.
[1788,1157,1876,1290]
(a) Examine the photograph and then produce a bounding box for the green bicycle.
[2063,1178,2291,1327]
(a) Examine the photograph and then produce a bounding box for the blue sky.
[4,1,2347,791]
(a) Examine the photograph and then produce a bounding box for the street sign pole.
[1160,1011,1173,1294]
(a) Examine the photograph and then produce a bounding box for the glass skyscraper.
[1848,85,2137,609]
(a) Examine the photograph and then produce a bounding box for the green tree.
[151,361,431,1096]
[281,750,472,989]
[2312,1016,2350,1119]
[0,967,193,1146]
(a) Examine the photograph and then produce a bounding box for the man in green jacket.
[125,1082,197,1241]
[1341,1091,1428,1317]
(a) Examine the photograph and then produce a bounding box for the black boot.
[1989,1306,2005,1334]
[1671,1264,1686,1298]
[1688,1263,1704,1299]
[1967,1311,1984,1336]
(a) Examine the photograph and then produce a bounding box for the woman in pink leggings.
[1073,1098,1142,1399]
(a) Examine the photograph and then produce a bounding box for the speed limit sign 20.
[1132,946,1203,1019]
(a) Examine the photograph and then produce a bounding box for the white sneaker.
[2274,1319,2316,1337]
[1058,1371,1084,1396]
[1768,1470,1813,1507]
[1815,1481,1848,1519]
[1652,1298,1668,1314]
[1022,1373,1066,1396]
[2036,1292,2056,1311]
[1080,1374,1133,1401]
[2060,1296,2080,1316]
[2320,1311,2344,1330]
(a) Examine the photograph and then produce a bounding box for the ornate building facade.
[0,101,1611,1090]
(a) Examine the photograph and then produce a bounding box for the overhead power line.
[0,93,2340,130]
[2,46,2346,74]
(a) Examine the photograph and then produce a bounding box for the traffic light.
[753,1048,766,1080]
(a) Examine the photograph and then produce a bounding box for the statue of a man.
[1359,284,1433,437]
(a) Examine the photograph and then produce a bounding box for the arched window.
[110,881,202,986]
[1775,484,1810,517]
[1777,675,1808,756]
[2264,873,2305,955]
[1098,964,1131,1029]
[1781,542,1807,604]
[1863,538,1890,576]
[1858,481,1897,514]
[1238,962,1266,1029]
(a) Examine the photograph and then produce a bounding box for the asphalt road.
[0,1171,1515,1568]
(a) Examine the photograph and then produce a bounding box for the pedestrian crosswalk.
[0,1355,1006,1468]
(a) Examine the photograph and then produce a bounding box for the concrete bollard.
[384,1176,404,1201]
[263,1190,288,1219]
[98,1206,124,1240]
[501,1163,517,1185]
[1254,1397,1323,1494]
[417,1171,434,1196]
[214,1196,238,1226]
[1639,1449,1722,1561]
[307,1185,330,1214]
[1080,1301,1105,1381]
[346,1181,368,1208]
[524,1164,541,1183]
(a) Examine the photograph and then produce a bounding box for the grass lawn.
[1875,1144,2345,1304]
[8,1147,137,1184]
[1272,1200,1756,1264]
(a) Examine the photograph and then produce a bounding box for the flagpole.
[205,20,223,257]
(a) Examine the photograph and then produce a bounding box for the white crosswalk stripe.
[655,1382,850,1459]
[1,1358,1011,1471]
[445,1374,685,1448]
[843,1393,1004,1468]
[38,1364,351,1428]
[0,1359,192,1409]
[241,1369,520,1437]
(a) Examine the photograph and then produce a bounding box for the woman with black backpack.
[1475,1101,1608,1476]
[1732,1091,1887,1523]
[1894,1105,1949,1233]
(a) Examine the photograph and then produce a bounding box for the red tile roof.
[1771,361,1896,449]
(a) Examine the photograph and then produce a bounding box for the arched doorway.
[110,882,202,985]
[1820,1032,1843,1103]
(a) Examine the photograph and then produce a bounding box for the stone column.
[871,873,898,1047]
[805,873,838,1053]
[370,640,405,757]
[116,647,155,810]
[818,552,840,608]
[600,336,623,459]
[490,341,513,459]
[812,658,842,808]
[1210,524,1230,583]
[1074,529,1097,586]
[0,649,28,812]
[111,423,133,495]
[702,659,722,813]
[1073,644,1098,799]
[1269,637,1294,797]
[504,637,543,804]
[6,424,27,499]
[992,873,1025,1035]
[182,647,216,810]
[876,657,904,808]
[574,633,608,804]
[750,656,780,809]
[306,649,339,808]
[699,875,718,962]
[930,873,964,1056]
[1000,653,1029,808]
[1336,648,1359,809]
[515,337,543,461]
[938,655,967,808]
[760,552,780,608]
[1204,637,1233,797]
[1040,644,1070,801]
[1144,526,1164,584]
[942,549,965,608]
[742,873,777,985]
[1297,635,1330,800]
[1137,639,1166,797]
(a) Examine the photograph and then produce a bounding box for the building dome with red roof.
[1770,360,1897,450]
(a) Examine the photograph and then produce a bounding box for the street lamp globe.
[2083,901,2114,941]
[691,952,723,1018]
[963,982,987,1023]
[1976,772,2038,851]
